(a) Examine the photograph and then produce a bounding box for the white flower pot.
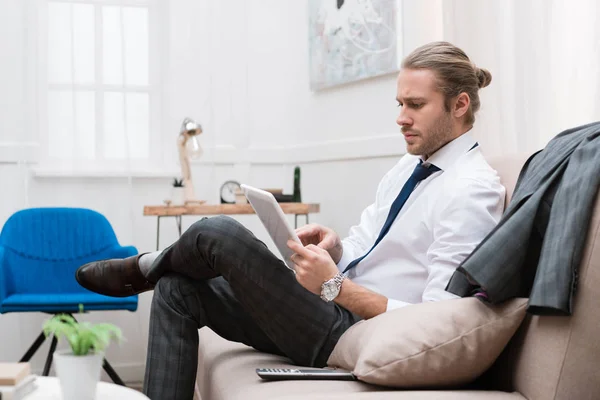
[171,186,186,205]
[54,349,104,400]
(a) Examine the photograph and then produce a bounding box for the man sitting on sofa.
[76,41,505,400]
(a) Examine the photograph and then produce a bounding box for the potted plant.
[43,306,122,399]
[171,177,185,205]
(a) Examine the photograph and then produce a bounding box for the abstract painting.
[308,0,400,90]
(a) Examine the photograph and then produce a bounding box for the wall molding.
[31,163,179,178]
[194,133,406,165]
[0,142,38,163]
[8,134,405,176]
[102,362,146,384]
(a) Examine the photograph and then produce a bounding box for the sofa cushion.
[196,327,378,400]
[196,328,527,400]
[327,297,527,388]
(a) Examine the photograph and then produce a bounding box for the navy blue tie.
[343,160,441,274]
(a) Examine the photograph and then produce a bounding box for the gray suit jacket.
[446,121,600,315]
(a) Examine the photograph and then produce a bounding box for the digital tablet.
[240,184,302,271]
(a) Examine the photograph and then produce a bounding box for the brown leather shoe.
[76,253,155,297]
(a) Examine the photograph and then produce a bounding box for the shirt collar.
[420,130,477,171]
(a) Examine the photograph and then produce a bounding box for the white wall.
[1,0,599,383]
[0,0,27,145]
[0,0,409,380]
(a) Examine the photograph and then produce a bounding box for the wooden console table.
[144,203,320,250]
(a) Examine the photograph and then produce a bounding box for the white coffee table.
[23,377,149,399]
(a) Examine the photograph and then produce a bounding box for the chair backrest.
[483,156,600,400]
[0,208,126,297]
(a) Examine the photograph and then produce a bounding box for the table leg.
[156,216,161,251]
[176,215,182,237]
[294,214,309,229]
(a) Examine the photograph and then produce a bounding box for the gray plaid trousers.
[142,215,360,400]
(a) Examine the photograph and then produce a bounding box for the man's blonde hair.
[402,41,491,126]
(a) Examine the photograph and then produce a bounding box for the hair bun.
[476,67,492,88]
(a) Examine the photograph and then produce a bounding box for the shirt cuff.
[386,298,411,312]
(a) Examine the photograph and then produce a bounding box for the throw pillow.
[327,297,527,388]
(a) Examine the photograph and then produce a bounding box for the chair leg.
[103,358,125,386]
[19,331,47,362]
[42,336,58,376]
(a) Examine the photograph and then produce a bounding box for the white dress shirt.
[336,131,505,311]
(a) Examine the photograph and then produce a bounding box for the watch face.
[220,180,241,204]
[322,280,339,301]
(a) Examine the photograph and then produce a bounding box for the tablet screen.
[241,184,301,271]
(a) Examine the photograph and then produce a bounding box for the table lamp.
[177,117,205,204]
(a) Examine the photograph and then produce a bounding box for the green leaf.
[41,314,123,356]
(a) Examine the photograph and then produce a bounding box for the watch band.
[333,272,345,288]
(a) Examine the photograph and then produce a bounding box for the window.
[37,0,161,172]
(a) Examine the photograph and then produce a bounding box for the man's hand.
[287,240,339,296]
[295,224,343,264]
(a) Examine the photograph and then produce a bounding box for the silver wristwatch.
[320,273,345,302]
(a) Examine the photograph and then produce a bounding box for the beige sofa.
[195,155,600,400]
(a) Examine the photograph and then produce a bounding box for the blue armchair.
[0,207,138,385]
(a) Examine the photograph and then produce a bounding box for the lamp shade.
[180,118,202,137]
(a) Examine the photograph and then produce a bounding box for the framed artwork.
[308,0,401,90]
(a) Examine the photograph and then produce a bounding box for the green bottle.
[293,166,301,203]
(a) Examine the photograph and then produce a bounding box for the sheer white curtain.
[440,0,600,157]
[37,0,160,174]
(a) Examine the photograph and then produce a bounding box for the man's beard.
[408,112,453,158]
